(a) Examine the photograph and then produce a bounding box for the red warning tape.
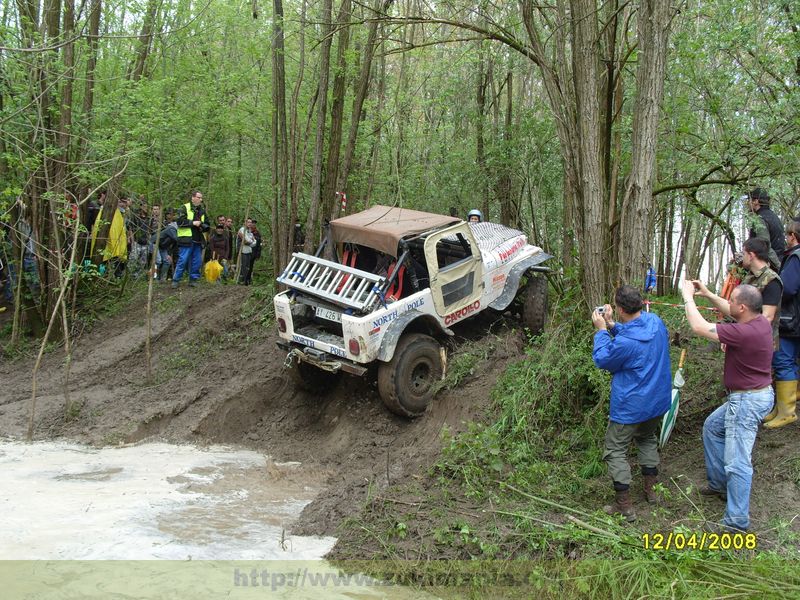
[645,300,718,313]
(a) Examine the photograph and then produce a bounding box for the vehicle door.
[423,223,484,319]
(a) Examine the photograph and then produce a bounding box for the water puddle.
[0,440,336,560]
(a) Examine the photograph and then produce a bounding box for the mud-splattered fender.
[376,310,453,362]
[488,253,552,312]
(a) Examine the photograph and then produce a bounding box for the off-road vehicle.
[274,205,551,416]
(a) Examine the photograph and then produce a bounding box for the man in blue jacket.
[592,285,672,521]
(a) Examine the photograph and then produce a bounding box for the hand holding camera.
[592,303,614,330]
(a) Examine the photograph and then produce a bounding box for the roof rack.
[277,252,386,312]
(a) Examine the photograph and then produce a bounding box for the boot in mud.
[643,475,658,504]
[603,488,636,522]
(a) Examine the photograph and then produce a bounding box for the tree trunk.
[497,71,515,226]
[129,0,159,82]
[336,0,394,196]
[81,0,101,150]
[271,0,289,276]
[323,0,352,221]
[618,0,672,285]
[305,0,334,252]
[475,42,487,220]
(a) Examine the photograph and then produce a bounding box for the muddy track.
[0,284,523,535]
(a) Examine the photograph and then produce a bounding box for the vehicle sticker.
[406,297,425,311]
[372,310,398,329]
[330,346,346,358]
[291,334,316,348]
[498,238,525,264]
[444,300,481,326]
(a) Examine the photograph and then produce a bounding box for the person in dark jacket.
[250,221,262,283]
[152,209,177,281]
[747,187,785,270]
[592,285,672,521]
[764,220,800,428]
[209,223,230,261]
[172,190,209,288]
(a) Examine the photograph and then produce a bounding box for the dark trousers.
[239,253,253,285]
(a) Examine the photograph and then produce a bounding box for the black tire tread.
[521,274,548,335]
[377,333,443,418]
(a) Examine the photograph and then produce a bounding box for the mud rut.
[0,284,521,536]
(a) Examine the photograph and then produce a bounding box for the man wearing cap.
[747,187,784,271]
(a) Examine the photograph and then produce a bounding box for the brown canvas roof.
[329,205,461,257]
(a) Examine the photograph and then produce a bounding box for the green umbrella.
[659,349,687,449]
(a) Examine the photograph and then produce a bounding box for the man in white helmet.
[467,209,483,223]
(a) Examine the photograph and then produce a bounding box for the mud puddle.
[0,440,336,559]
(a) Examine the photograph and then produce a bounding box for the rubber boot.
[158,263,169,282]
[603,489,636,521]
[764,380,798,429]
[763,382,778,423]
[643,474,658,504]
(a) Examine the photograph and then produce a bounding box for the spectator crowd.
[82,188,264,287]
[0,189,265,313]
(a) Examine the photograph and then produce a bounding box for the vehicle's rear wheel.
[521,273,548,335]
[289,359,341,393]
[378,333,444,417]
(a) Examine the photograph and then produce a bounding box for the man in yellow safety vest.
[172,190,209,288]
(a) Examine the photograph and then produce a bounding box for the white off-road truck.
[274,205,551,417]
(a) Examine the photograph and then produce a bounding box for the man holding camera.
[592,285,672,521]
[682,281,773,532]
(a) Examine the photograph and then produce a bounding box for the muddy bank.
[0,284,520,538]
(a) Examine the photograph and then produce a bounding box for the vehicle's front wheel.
[521,273,548,335]
[378,333,444,417]
[288,359,341,393]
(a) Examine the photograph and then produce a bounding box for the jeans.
[702,388,773,530]
[173,243,203,282]
[772,337,800,381]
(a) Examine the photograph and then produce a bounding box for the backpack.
[252,232,262,260]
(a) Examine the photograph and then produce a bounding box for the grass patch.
[240,283,275,327]
[334,281,800,595]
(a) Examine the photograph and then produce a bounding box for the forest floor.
[1,281,799,593]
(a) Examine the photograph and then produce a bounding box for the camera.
[595,306,605,314]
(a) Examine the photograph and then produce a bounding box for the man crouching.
[592,285,672,521]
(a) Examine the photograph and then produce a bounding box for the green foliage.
[440,281,613,501]
[239,283,275,328]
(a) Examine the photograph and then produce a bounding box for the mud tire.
[378,333,444,418]
[521,273,548,335]
[289,359,341,393]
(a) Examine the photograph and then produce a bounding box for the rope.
[644,300,718,313]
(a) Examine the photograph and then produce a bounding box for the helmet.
[467,209,483,223]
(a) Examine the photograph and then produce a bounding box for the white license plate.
[315,306,342,323]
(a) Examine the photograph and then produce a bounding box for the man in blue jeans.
[763,220,800,428]
[682,281,774,532]
[172,190,209,288]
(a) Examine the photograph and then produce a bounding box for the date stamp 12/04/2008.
[642,532,757,551]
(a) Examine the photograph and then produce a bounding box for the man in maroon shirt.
[682,281,773,532]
